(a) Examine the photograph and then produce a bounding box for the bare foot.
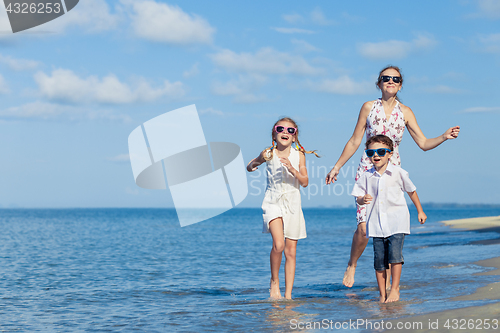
[343,265,356,288]
[284,293,292,300]
[379,295,387,303]
[269,279,282,299]
[385,288,399,303]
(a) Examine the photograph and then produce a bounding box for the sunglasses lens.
[287,128,296,135]
[366,150,375,157]
[376,149,387,157]
[276,126,285,133]
[381,76,401,83]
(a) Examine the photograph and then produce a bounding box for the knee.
[272,241,285,253]
[284,246,296,260]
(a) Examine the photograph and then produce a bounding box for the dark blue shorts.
[373,233,405,271]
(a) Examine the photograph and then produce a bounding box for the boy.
[351,135,427,303]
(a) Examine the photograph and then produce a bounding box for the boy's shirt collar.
[369,163,394,177]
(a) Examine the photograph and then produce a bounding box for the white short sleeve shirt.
[351,163,417,238]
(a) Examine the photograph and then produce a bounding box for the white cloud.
[479,33,500,53]
[306,76,373,95]
[199,107,224,116]
[210,48,322,76]
[0,54,40,71]
[421,85,464,94]
[272,27,316,34]
[292,39,319,53]
[36,0,119,33]
[123,0,215,44]
[310,7,335,26]
[211,75,269,104]
[183,63,200,78]
[283,13,304,24]
[0,74,10,94]
[475,0,500,19]
[462,106,500,113]
[34,69,185,104]
[0,101,132,121]
[358,34,438,60]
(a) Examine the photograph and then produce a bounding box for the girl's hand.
[357,194,372,205]
[325,167,339,185]
[279,157,294,172]
[246,158,259,172]
[247,164,258,172]
[418,212,427,224]
[443,126,460,140]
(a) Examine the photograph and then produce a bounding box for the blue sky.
[0,0,498,208]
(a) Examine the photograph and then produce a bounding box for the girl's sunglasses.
[275,125,297,135]
[365,148,392,157]
[380,75,401,84]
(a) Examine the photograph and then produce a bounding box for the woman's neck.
[381,93,398,104]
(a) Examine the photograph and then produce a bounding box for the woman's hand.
[325,167,340,184]
[442,126,460,140]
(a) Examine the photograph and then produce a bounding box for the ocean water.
[1,207,500,332]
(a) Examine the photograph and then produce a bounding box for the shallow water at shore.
[0,207,499,332]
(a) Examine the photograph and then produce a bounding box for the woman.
[325,65,460,288]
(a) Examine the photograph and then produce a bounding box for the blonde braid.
[296,138,320,158]
[262,139,275,161]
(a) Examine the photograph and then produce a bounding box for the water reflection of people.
[266,301,307,331]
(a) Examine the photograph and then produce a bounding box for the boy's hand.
[358,194,372,205]
[418,212,427,224]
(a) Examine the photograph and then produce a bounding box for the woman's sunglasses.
[380,75,401,84]
[275,126,297,135]
[365,148,392,157]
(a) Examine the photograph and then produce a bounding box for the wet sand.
[384,216,500,332]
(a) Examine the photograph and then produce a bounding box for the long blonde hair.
[262,117,320,161]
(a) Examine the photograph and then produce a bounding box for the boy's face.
[367,142,393,170]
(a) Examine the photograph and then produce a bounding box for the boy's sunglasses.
[380,75,401,84]
[275,125,297,135]
[365,148,392,157]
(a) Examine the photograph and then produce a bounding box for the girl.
[247,117,319,299]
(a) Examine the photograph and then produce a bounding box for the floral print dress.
[355,98,406,224]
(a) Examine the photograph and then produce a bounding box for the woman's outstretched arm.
[402,105,460,151]
[326,101,372,184]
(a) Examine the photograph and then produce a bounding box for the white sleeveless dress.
[262,147,306,240]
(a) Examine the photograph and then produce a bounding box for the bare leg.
[385,263,401,303]
[343,222,369,288]
[375,270,387,303]
[269,218,285,299]
[284,238,298,299]
[386,265,392,290]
